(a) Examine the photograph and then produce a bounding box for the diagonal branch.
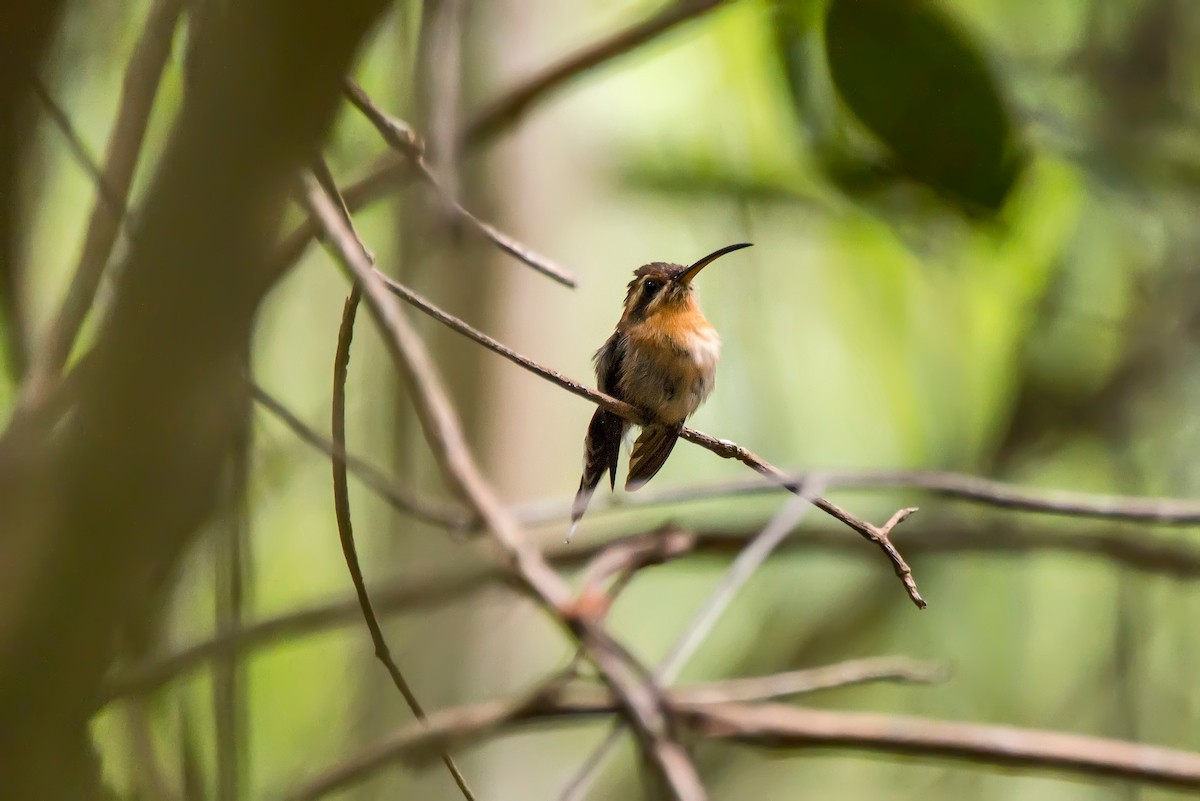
[341,78,577,287]
[249,380,465,527]
[375,272,925,608]
[241,375,1200,531]
[303,175,707,800]
[320,158,477,800]
[462,0,734,148]
[285,674,1200,799]
[560,495,820,800]
[102,514,1200,704]
[269,1,736,287]
[23,0,184,407]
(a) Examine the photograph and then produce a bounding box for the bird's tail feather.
[625,424,682,492]
[568,408,625,542]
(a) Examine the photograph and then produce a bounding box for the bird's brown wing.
[569,331,628,541]
[625,423,681,491]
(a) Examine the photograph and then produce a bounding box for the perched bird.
[568,243,752,541]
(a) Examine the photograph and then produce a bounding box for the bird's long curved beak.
[677,242,753,285]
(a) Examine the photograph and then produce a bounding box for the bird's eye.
[643,279,662,293]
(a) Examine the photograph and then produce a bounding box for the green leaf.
[822,0,1025,214]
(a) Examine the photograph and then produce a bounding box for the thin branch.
[586,468,1200,528]
[285,676,1200,799]
[326,185,476,798]
[576,526,698,598]
[689,701,1200,790]
[249,380,466,527]
[375,272,925,608]
[30,80,128,216]
[672,657,946,705]
[268,154,414,283]
[103,513,1200,704]
[267,0,733,289]
[341,78,578,288]
[247,373,1200,530]
[560,493,819,800]
[284,659,938,800]
[462,0,733,148]
[98,563,493,706]
[23,0,184,406]
[306,175,706,800]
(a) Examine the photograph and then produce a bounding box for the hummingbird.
[568,242,753,541]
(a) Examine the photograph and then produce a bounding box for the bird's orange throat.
[627,298,714,347]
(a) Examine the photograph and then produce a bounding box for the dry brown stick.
[375,272,925,608]
[341,78,577,288]
[559,495,819,801]
[249,380,466,527]
[246,376,1200,530]
[318,152,475,799]
[331,288,477,801]
[305,176,707,801]
[272,0,732,286]
[574,469,1200,528]
[284,660,940,800]
[462,0,733,148]
[286,675,1200,799]
[104,511,1200,704]
[687,701,1200,789]
[268,154,413,282]
[23,0,184,406]
[672,657,946,704]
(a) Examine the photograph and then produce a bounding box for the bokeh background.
[8,0,1200,798]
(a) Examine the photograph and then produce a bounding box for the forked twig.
[341,78,577,288]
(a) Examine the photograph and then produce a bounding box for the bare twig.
[577,526,697,596]
[249,380,466,527]
[572,526,698,626]
[341,78,578,288]
[306,176,706,800]
[581,468,1200,528]
[375,272,925,608]
[672,657,946,704]
[104,513,1200,704]
[285,674,1200,799]
[560,493,819,800]
[326,191,476,798]
[246,376,1200,530]
[284,659,937,800]
[688,701,1200,790]
[462,0,733,148]
[23,0,184,406]
[30,80,127,216]
[269,0,733,288]
[268,154,414,282]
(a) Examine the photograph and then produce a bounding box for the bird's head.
[621,243,752,322]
